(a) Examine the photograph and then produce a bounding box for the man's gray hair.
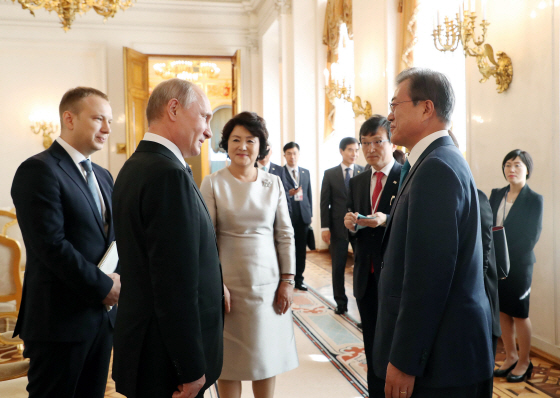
[146,78,199,124]
[396,67,455,124]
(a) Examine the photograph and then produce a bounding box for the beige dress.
[200,167,299,380]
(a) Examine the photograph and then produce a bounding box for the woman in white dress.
[200,112,298,398]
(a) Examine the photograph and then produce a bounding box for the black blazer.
[374,136,493,388]
[478,190,501,337]
[282,165,313,225]
[347,162,400,300]
[11,140,116,342]
[112,141,224,396]
[489,184,543,265]
[320,164,364,239]
[266,162,291,214]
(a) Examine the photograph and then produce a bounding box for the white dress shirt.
[142,132,187,168]
[56,137,107,225]
[340,163,355,178]
[286,165,299,187]
[407,130,449,167]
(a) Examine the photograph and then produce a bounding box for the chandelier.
[10,0,135,31]
[153,61,221,82]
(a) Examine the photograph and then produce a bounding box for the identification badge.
[294,190,304,201]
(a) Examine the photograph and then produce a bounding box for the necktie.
[80,159,102,218]
[292,169,298,187]
[398,159,411,190]
[263,166,268,172]
[344,167,351,191]
[371,171,384,213]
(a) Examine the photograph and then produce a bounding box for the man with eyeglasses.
[373,68,493,398]
[320,137,364,315]
[344,115,401,397]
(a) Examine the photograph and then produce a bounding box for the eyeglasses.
[361,139,390,148]
[389,100,415,112]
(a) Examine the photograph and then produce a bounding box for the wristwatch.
[280,278,295,285]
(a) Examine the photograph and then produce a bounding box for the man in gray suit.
[320,137,363,314]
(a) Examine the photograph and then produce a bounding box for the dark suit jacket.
[11,140,116,342]
[320,164,364,240]
[282,165,313,225]
[489,184,543,265]
[374,136,493,388]
[266,162,291,214]
[478,190,501,338]
[112,141,223,397]
[347,162,401,300]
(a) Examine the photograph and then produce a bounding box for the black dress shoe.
[334,306,347,315]
[506,362,533,383]
[295,283,308,291]
[357,322,363,329]
[493,361,518,377]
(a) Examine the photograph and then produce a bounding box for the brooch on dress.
[262,179,272,188]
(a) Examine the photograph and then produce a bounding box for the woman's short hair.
[220,112,269,160]
[502,149,534,180]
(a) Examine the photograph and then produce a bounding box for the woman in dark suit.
[490,149,543,383]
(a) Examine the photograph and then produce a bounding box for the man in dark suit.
[257,143,291,213]
[11,87,120,398]
[374,68,493,398]
[320,137,363,314]
[112,79,224,398]
[344,115,401,396]
[282,142,312,291]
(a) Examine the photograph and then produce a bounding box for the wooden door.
[123,47,149,158]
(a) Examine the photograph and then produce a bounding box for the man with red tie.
[344,115,402,397]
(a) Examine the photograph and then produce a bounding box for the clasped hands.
[223,277,293,317]
[344,212,386,231]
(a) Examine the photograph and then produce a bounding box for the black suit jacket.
[282,165,313,225]
[11,140,116,342]
[347,162,401,300]
[265,162,291,214]
[320,164,364,240]
[489,184,543,265]
[112,141,223,397]
[374,136,493,388]
[478,190,501,337]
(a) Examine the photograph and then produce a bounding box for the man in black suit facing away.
[320,137,363,314]
[343,115,401,396]
[112,78,223,398]
[374,68,493,398]
[11,87,120,398]
[282,142,312,291]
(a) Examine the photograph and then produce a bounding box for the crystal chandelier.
[10,0,135,31]
[153,61,221,82]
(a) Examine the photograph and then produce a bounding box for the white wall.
[0,0,255,206]
[467,0,560,357]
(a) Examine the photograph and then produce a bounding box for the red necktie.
[371,171,384,213]
[370,171,384,274]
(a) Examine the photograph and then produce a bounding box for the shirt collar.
[56,137,88,166]
[407,130,449,167]
[340,163,355,171]
[258,162,270,170]
[286,165,299,174]
[142,132,186,168]
[370,158,395,180]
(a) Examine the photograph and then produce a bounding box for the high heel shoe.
[506,362,533,383]
[493,361,518,377]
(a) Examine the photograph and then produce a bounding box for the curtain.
[399,0,421,72]
[322,0,352,138]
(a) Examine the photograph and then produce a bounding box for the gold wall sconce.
[30,121,59,149]
[432,1,513,93]
[323,67,373,120]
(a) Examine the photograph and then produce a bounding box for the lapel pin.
[393,180,397,184]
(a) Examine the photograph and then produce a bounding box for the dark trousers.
[293,221,309,285]
[25,311,112,398]
[357,273,384,397]
[331,237,350,308]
